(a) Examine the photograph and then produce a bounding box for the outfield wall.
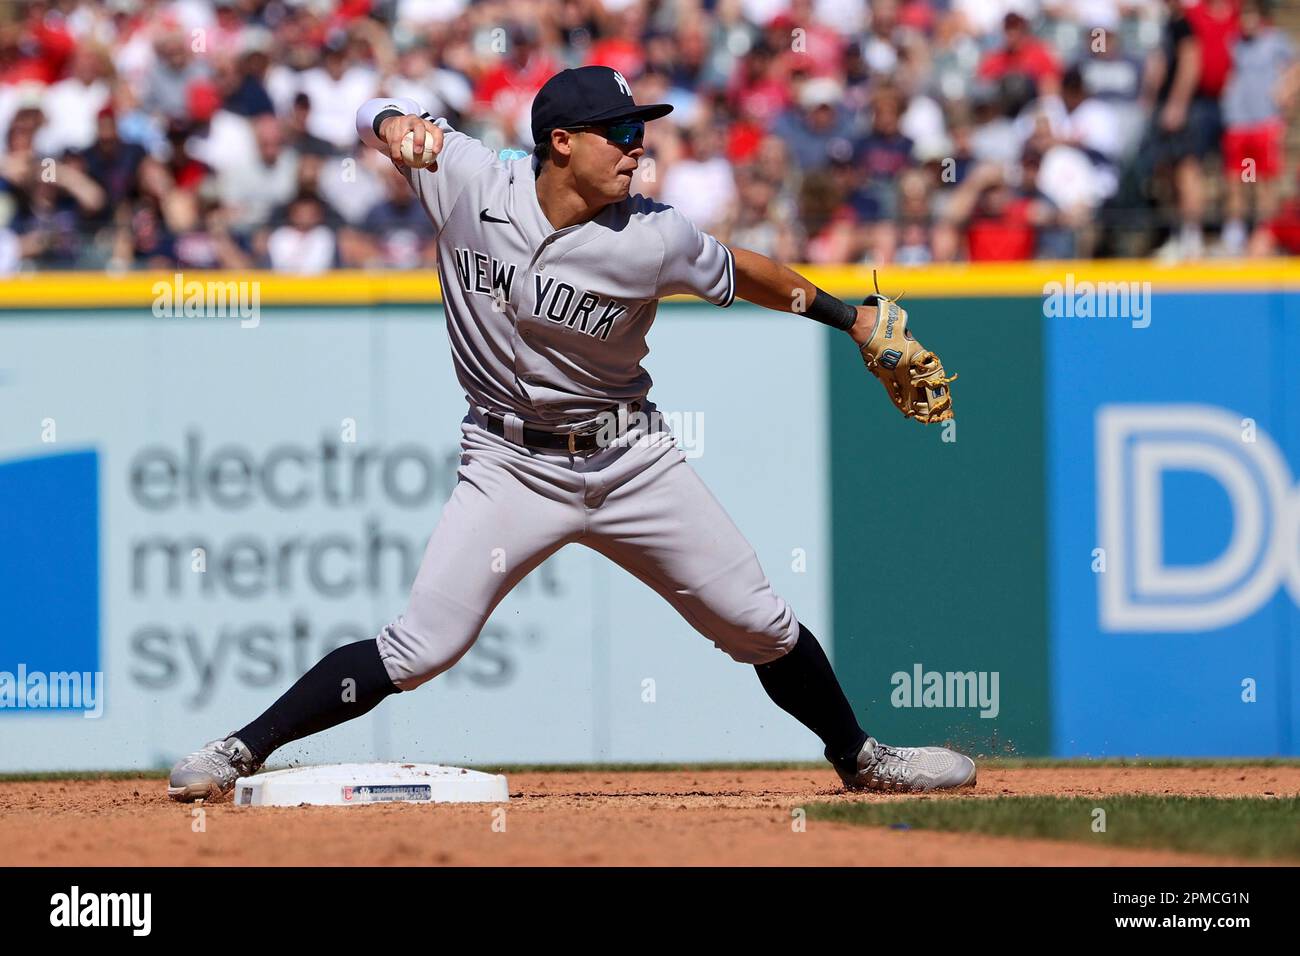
[826,265,1300,759]
[0,262,1296,768]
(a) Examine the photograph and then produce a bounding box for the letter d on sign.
[1096,404,1297,632]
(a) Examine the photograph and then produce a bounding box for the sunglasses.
[565,121,645,147]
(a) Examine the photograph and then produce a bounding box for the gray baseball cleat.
[167,736,263,802]
[837,736,977,793]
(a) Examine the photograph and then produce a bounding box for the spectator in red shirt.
[476,23,561,145]
[587,6,647,81]
[963,179,1038,261]
[726,40,793,128]
[329,0,376,26]
[0,12,74,87]
[768,0,846,81]
[977,12,1062,97]
[1253,171,1300,255]
[1222,0,1300,254]
[936,160,1053,262]
[898,0,937,34]
[1184,0,1240,99]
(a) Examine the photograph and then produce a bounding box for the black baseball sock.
[232,638,401,763]
[754,624,868,773]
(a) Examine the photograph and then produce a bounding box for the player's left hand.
[852,285,956,424]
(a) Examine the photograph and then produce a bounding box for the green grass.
[0,769,168,782]
[1,756,1298,783]
[808,795,1300,861]
[951,755,1300,769]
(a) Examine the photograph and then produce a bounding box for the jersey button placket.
[529,234,558,273]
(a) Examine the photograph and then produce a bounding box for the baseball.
[400,129,436,169]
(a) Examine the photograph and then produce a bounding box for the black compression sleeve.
[755,624,868,771]
[233,639,400,763]
[806,286,857,331]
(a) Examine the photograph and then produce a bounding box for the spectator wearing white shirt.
[1017,68,1123,199]
[36,45,112,158]
[183,82,257,178]
[385,39,473,126]
[1076,28,1146,158]
[141,27,209,122]
[313,145,389,226]
[215,115,298,233]
[397,0,471,27]
[298,36,378,153]
[661,123,738,233]
[267,193,336,274]
[1055,68,1123,196]
[952,0,1040,41]
[815,0,869,38]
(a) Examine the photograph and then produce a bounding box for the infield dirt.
[2,765,1296,866]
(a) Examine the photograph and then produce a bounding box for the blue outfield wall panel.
[0,450,100,701]
[1282,293,1299,755]
[1046,292,1299,756]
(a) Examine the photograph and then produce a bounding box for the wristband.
[806,286,858,332]
[372,108,404,141]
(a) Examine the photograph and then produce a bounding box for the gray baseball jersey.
[354,97,797,691]
[357,97,737,424]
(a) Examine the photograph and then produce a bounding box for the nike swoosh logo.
[480,209,509,224]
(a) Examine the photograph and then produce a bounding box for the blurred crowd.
[0,0,1297,274]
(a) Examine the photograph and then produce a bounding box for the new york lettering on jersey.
[447,247,627,343]
[531,274,627,342]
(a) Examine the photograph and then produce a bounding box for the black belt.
[483,403,641,453]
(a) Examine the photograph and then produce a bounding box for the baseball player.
[169,66,969,801]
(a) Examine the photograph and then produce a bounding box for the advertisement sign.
[0,305,828,769]
[1047,292,1299,756]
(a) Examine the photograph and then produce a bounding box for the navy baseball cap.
[531,66,673,145]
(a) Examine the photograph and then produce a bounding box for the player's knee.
[377,585,491,688]
[705,599,799,666]
[375,613,476,692]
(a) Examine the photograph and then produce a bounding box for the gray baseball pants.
[375,407,800,690]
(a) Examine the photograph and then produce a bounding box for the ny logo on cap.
[612,70,631,97]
